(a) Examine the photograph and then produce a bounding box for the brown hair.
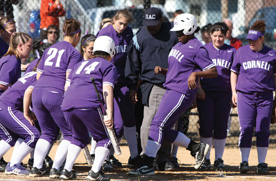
[63,19,81,37]
[113,9,134,23]
[80,34,96,57]
[210,22,229,36]
[250,20,265,34]
[0,16,15,30]
[4,32,32,58]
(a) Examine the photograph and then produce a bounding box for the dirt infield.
[1,143,276,180]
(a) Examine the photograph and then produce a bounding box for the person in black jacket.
[125,7,178,170]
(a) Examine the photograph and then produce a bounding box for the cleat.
[214,158,225,171]
[200,159,211,170]
[49,168,61,178]
[128,165,155,176]
[194,143,210,169]
[109,155,121,166]
[239,161,249,173]
[90,154,95,164]
[257,163,269,175]
[164,160,176,171]
[5,163,29,175]
[169,157,180,168]
[102,160,113,172]
[0,157,7,172]
[86,170,110,180]
[60,169,76,180]
[127,155,143,168]
[29,167,46,177]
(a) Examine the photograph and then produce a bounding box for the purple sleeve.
[231,50,240,73]
[194,47,215,71]
[103,65,118,88]
[272,50,276,74]
[0,59,17,86]
[37,53,46,72]
[67,51,82,73]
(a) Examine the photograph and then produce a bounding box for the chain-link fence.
[2,0,276,147]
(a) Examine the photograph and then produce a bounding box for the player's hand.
[232,92,237,107]
[24,112,37,126]
[188,72,197,90]
[104,115,113,129]
[129,89,138,104]
[196,88,205,100]
[154,66,162,74]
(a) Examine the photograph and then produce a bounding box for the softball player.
[97,9,140,167]
[197,22,236,170]
[60,36,119,180]
[128,13,217,176]
[0,17,16,57]
[231,20,276,174]
[29,19,82,177]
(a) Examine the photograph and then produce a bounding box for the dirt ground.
[1,143,276,181]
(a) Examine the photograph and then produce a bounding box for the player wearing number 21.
[60,36,118,180]
[29,19,82,177]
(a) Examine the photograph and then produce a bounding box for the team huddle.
[0,6,275,181]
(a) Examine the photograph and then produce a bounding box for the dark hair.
[0,16,15,30]
[80,34,96,57]
[250,20,265,34]
[100,18,112,30]
[63,19,81,37]
[113,9,134,23]
[200,23,212,34]
[94,51,110,59]
[174,9,184,15]
[47,25,60,40]
[210,22,229,36]
[5,32,32,58]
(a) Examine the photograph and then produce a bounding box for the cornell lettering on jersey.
[115,45,127,54]
[212,59,231,69]
[242,60,270,71]
[169,48,184,62]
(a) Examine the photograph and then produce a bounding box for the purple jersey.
[231,45,276,93]
[25,58,40,74]
[164,39,215,96]
[61,57,118,110]
[201,43,236,92]
[97,25,133,86]
[0,55,21,91]
[0,72,37,111]
[35,41,82,90]
[0,37,9,58]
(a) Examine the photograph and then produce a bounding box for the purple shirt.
[201,43,236,92]
[231,45,276,93]
[97,25,133,86]
[25,58,40,74]
[61,57,118,110]
[0,55,21,92]
[36,41,82,91]
[164,39,215,96]
[0,72,37,111]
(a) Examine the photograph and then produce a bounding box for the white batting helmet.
[93,36,116,58]
[170,13,198,35]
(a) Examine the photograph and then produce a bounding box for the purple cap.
[142,7,162,26]
[246,30,264,41]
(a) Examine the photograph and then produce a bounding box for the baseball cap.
[142,7,162,26]
[246,30,264,41]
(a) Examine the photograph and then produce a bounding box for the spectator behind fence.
[223,19,242,50]
[40,0,65,40]
[170,9,184,27]
[125,7,178,171]
[200,23,212,44]
[230,20,276,175]
[0,17,16,57]
[0,0,20,19]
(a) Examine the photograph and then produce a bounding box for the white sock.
[214,138,226,160]
[257,147,268,164]
[64,144,82,172]
[173,132,191,148]
[171,145,178,158]
[92,147,109,173]
[90,137,97,155]
[0,140,11,158]
[240,147,251,162]
[10,142,33,166]
[200,137,212,159]
[11,138,23,159]
[33,139,51,169]
[124,126,138,158]
[145,140,161,157]
[52,140,71,170]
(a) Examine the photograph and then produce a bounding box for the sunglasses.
[48,31,58,34]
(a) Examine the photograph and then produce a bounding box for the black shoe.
[128,155,143,168]
[29,167,46,177]
[102,160,113,172]
[27,158,34,169]
[128,165,155,176]
[0,157,7,172]
[169,157,180,168]
[194,143,210,169]
[60,169,76,180]
[44,155,53,168]
[164,160,175,171]
[49,168,61,178]
[87,170,110,181]
[257,163,269,175]
[239,161,249,173]
[200,159,211,170]
[214,158,225,171]
[109,155,122,166]
[90,154,95,164]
